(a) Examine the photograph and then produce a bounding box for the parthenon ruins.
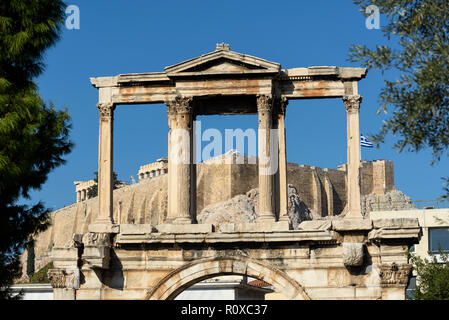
[29,44,420,300]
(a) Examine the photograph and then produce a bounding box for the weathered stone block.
[221,221,290,232]
[82,232,111,269]
[372,218,419,229]
[381,287,406,300]
[343,243,364,267]
[120,224,155,235]
[307,287,355,299]
[103,288,146,300]
[332,219,372,231]
[328,268,352,287]
[156,223,213,234]
[297,220,332,230]
[355,287,382,299]
[289,269,328,287]
[75,289,102,300]
[88,223,119,233]
[125,270,166,289]
[53,288,76,300]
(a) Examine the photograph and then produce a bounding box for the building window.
[429,228,449,254]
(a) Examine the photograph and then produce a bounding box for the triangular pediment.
[164,45,281,75]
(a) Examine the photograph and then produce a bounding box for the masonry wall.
[361,160,395,195]
[24,159,397,275]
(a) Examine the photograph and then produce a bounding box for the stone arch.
[146,256,310,300]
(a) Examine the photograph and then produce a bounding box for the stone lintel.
[297,220,332,231]
[332,219,373,231]
[90,76,119,88]
[115,229,336,245]
[156,223,213,234]
[88,223,120,234]
[282,67,367,80]
[372,218,419,229]
[220,221,290,233]
[120,224,156,235]
[368,228,421,241]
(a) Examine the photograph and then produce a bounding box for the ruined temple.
[22,44,420,300]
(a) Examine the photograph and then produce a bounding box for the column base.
[345,210,364,220]
[172,217,193,225]
[257,213,276,223]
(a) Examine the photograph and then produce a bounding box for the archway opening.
[146,257,309,300]
[174,275,277,300]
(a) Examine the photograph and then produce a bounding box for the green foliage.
[87,171,123,198]
[0,0,71,299]
[0,0,65,90]
[409,249,449,300]
[350,0,449,196]
[30,262,53,284]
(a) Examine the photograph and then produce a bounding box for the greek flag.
[360,134,373,148]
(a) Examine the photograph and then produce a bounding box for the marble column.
[277,97,289,222]
[257,95,275,222]
[166,96,194,224]
[96,102,115,225]
[76,191,81,203]
[343,95,362,218]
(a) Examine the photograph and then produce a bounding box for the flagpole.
[360,133,363,163]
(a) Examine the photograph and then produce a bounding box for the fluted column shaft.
[343,95,362,218]
[277,97,289,222]
[257,95,275,222]
[166,96,194,224]
[96,103,115,224]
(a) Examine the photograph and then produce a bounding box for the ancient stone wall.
[360,160,395,195]
[25,157,400,275]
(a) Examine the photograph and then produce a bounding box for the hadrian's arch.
[146,256,310,300]
[46,44,420,300]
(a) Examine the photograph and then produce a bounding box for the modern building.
[370,208,449,298]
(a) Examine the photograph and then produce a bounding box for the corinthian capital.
[343,95,362,113]
[256,95,273,112]
[48,269,67,288]
[97,102,115,119]
[379,263,411,285]
[166,96,193,115]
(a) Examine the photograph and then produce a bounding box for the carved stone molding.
[48,269,66,288]
[81,232,111,269]
[343,95,362,113]
[97,102,115,120]
[166,96,193,115]
[256,95,273,112]
[257,94,273,112]
[82,232,111,247]
[48,268,80,289]
[379,263,411,285]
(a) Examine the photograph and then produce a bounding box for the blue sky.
[29,0,448,210]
